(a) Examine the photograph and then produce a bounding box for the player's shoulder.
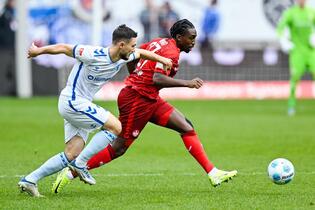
[160,39,180,57]
[283,5,296,14]
[142,38,180,59]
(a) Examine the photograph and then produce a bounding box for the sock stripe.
[59,152,70,167]
[102,130,117,142]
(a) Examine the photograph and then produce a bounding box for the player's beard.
[183,47,192,53]
[183,45,194,53]
[183,49,190,53]
[120,52,129,60]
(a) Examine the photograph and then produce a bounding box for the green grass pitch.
[0,97,314,209]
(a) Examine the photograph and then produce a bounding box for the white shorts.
[58,95,110,143]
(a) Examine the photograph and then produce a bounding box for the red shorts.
[117,86,174,146]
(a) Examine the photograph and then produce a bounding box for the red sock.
[181,130,214,173]
[87,144,115,170]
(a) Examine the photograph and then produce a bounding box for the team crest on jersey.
[132,130,139,137]
[263,0,294,27]
[79,48,84,56]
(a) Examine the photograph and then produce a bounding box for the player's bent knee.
[107,122,121,136]
[180,119,194,133]
[64,150,80,161]
[185,118,194,128]
[114,122,122,136]
[103,114,122,136]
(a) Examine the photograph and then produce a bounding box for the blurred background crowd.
[0,0,314,99]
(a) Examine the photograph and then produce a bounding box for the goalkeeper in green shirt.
[277,0,315,116]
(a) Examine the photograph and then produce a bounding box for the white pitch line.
[1,171,315,179]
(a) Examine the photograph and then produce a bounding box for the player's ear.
[118,41,125,49]
[176,34,182,42]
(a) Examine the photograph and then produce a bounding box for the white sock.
[66,170,74,180]
[25,152,69,184]
[208,167,218,176]
[74,130,116,168]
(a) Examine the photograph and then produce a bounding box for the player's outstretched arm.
[276,9,290,37]
[134,48,172,70]
[27,42,74,58]
[153,72,203,89]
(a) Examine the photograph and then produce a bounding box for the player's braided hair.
[170,19,195,39]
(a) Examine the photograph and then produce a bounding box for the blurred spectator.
[0,0,15,49]
[0,0,16,95]
[158,1,179,37]
[72,0,111,23]
[30,0,112,69]
[200,0,220,50]
[139,0,158,43]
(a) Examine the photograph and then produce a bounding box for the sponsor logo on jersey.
[87,74,110,82]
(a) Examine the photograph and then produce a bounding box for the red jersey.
[124,38,180,99]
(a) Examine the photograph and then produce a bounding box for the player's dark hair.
[170,19,195,39]
[112,24,137,44]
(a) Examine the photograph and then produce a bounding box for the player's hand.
[161,58,172,71]
[280,37,294,54]
[187,77,203,89]
[27,42,40,58]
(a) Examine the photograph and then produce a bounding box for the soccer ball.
[267,158,294,185]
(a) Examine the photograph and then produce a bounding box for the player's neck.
[108,46,120,63]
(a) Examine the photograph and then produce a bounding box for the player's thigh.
[150,98,174,126]
[102,113,121,136]
[118,87,155,142]
[150,99,192,133]
[63,119,89,143]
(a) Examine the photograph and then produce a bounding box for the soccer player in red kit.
[52,19,237,193]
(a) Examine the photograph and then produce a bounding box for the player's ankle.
[208,167,218,176]
[69,170,76,179]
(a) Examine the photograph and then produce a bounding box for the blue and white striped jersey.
[60,44,136,101]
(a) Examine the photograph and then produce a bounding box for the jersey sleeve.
[121,52,137,64]
[128,52,137,62]
[73,44,104,63]
[277,9,292,37]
